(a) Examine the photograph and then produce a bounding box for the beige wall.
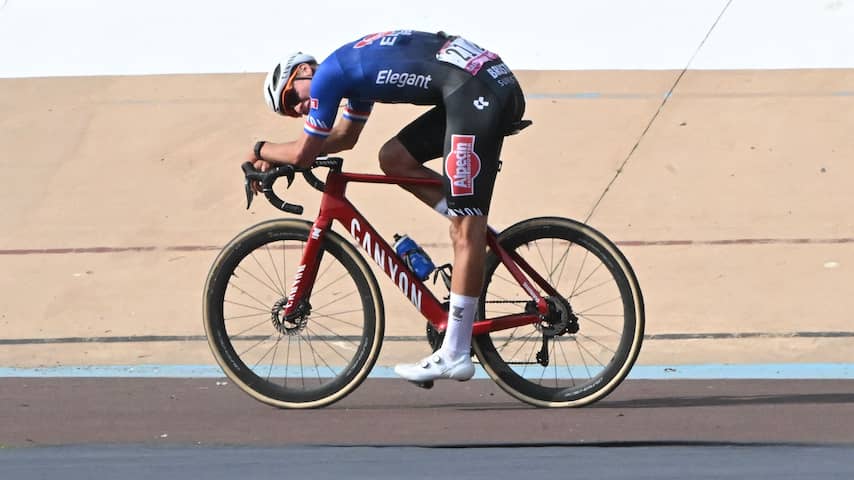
[1,69,852,367]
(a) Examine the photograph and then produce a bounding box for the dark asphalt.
[1,378,853,478]
[2,445,854,480]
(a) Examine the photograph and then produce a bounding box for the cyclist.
[249,30,525,384]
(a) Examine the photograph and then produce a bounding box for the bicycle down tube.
[281,168,550,334]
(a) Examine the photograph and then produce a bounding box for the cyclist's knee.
[379,138,417,176]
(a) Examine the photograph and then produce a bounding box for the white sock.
[441,293,477,360]
[433,197,448,216]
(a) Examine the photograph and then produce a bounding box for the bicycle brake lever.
[244,179,254,210]
[241,162,257,210]
[282,166,295,188]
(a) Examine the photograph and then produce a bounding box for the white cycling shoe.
[394,353,475,383]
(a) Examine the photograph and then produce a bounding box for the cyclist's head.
[264,52,317,117]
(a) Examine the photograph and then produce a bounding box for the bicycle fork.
[281,223,328,322]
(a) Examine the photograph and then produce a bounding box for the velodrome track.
[2,1,854,477]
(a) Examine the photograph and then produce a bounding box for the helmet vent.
[271,64,281,89]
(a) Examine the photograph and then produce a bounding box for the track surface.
[3,378,853,446]
[2,378,853,478]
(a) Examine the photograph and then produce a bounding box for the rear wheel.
[203,219,384,408]
[473,217,644,407]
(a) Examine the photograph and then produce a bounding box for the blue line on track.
[0,364,852,379]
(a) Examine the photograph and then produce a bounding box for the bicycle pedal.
[409,380,434,389]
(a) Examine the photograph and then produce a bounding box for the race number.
[436,36,499,76]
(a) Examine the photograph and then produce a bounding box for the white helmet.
[263,52,317,117]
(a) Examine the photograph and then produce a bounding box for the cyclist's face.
[288,79,312,116]
[283,63,314,117]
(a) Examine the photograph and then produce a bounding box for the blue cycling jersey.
[304,30,506,138]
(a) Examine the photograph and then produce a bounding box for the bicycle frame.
[282,169,558,335]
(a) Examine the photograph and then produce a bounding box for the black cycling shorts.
[396,65,525,217]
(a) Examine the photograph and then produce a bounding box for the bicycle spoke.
[227,280,274,312]
[309,311,365,331]
[576,333,616,362]
[570,249,591,298]
[229,317,272,338]
[238,332,277,357]
[310,269,352,297]
[556,337,579,386]
[248,251,286,298]
[253,334,282,370]
[303,326,339,378]
[574,336,593,379]
[498,327,520,351]
[506,329,540,363]
[283,335,292,388]
[301,329,323,385]
[235,264,284,298]
[552,242,572,293]
[571,261,606,299]
[576,312,623,335]
[307,318,362,349]
[266,335,281,381]
[223,311,269,322]
[311,288,360,311]
[305,325,354,368]
[570,275,611,299]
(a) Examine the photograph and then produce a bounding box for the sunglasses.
[280,69,313,117]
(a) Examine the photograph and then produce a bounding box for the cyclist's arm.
[254,134,326,169]
[321,99,372,153]
[318,117,365,154]
[253,115,365,168]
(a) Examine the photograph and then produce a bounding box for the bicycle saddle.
[504,119,532,136]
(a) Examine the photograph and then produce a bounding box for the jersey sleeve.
[343,99,373,123]
[304,61,347,138]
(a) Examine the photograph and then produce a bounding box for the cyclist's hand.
[252,159,274,193]
[246,151,273,194]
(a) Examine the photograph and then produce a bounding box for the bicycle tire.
[473,217,644,407]
[203,219,384,408]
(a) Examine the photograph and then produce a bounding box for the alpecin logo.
[445,134,481,197]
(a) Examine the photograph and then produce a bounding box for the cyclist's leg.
[395,80,509,382]
[441,214,486,365]
[379,106,446,211]
[438,89,505,365]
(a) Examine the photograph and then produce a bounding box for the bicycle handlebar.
[241,156,343,214]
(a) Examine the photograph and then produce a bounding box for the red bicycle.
[204,133,644,409]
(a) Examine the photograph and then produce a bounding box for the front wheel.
[203,219,384,408]
[473,217,644,407]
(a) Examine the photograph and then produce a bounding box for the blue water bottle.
[393,233,435,281]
